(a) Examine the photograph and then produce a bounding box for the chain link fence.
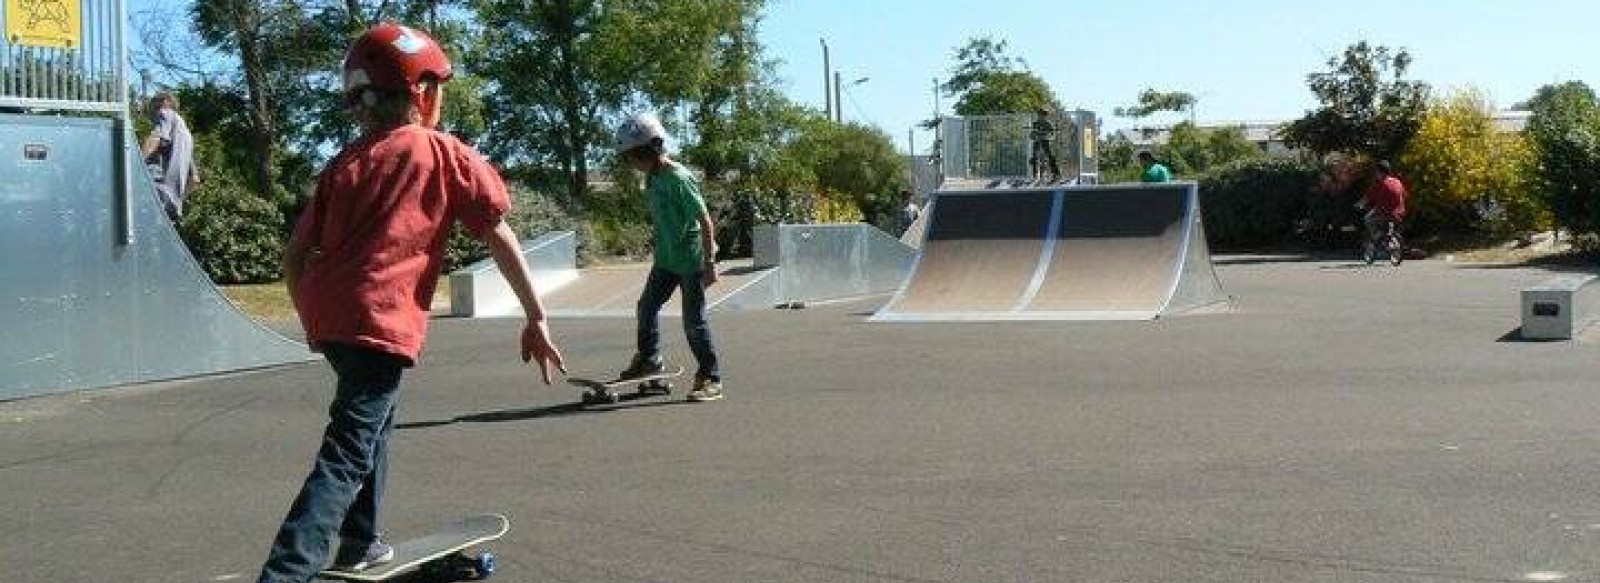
[937,111,1100,184]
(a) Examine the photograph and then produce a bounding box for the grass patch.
[221,278,454,322]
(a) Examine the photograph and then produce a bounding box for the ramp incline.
[1,115,312,400]
[872,183,1227,321]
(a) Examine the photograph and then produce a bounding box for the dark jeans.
[257,344,404,583]
[637,267,719,380]
[1030,140,1060,177]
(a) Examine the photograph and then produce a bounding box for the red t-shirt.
[292,125,510,363]
[1363,175,1408,220]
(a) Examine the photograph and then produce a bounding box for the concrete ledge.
[449,231,579,317]
[1520,274,1600,340]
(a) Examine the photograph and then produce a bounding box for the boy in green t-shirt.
[613,113,723,402]
[1138,150,1172,183]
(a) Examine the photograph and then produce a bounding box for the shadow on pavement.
[1496,327,1573,343]
[397,397,690,430]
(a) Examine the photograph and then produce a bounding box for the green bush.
[177,171,287,284]
[1398,90,1548,239]
[1198,158,1321,249]
[442,184,591,272]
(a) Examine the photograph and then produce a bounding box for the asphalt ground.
[5,257,1600,583]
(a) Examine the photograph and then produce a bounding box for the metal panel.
[448,231,580,317]
[0,114,312,400]
[775,224,916,303]
[1161,185,1230,315]
[720,224,916,308]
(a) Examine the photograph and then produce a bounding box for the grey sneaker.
[686,377,724,402]
[332,540,395,572]
[619,353,664,380]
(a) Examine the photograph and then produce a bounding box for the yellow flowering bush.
[1398,90,1549,237]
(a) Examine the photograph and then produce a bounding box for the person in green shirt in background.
[1138,150,1172,183]
[613,112,724,402]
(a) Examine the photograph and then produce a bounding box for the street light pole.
[820,39,831,121]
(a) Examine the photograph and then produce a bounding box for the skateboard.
[319,513,508,582]
[567,365,685,405]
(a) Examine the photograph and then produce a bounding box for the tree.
[1115,88,1197,122]
[1098,133,1140,183]
[470,0,754,202]
[1282,41,1429,161]
[680,0,769,183]
[940,36,1060,116]
[787,120,908,226]
[1525,81,1600,237]
[1158,122,1261,176]
[188,0,284,199]
[1398,90,1545,237]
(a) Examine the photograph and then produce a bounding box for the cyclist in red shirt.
[1359,160,1409,264]
[256,23,565,583]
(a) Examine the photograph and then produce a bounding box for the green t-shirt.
[1140,163,1173,183]
[647,162,709,275]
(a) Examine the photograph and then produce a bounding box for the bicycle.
[1362,213,1404,266]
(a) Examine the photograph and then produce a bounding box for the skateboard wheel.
[474,551,497,579]
[636,380,671,396]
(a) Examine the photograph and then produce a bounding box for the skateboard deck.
[568,365,685,405]
[319,513,508,582]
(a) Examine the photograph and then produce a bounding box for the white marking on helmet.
[392,26,428,54]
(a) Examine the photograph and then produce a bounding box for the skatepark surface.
[6,257,1600,583]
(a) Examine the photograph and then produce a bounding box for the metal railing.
[2,0,127,112]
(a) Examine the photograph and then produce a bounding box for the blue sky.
[760,0,1599,151]
[131,1,1598,153]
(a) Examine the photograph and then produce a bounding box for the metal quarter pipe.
[872,183,1227,322]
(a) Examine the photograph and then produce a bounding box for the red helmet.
[342,23,452,104]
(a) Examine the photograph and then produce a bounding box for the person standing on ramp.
[255,23,565,583]
[1029,107,1062,181]
[141,92,198,221]
[613,113,725,402]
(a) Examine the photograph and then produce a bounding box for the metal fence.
[1,0,127,112]
[938,111,1100,184]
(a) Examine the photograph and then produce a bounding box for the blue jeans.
[637,267,719,380]
[258,344,404,583]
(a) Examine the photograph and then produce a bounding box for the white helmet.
[615,112,668,153]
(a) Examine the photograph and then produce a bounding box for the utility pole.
[820,39,831,121]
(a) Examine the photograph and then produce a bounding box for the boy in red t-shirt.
[256,23,565,583]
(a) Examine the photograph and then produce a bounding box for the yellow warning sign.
[5,0,81,49]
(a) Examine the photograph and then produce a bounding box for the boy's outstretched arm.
[481,221,567,384]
